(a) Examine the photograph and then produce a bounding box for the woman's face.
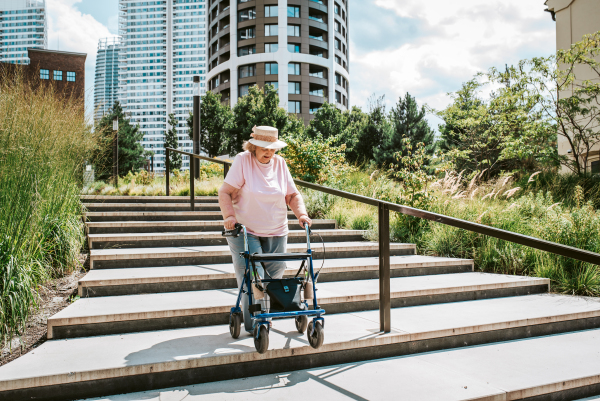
[256,146,276,164]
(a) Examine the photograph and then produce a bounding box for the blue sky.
[45,0,556,126]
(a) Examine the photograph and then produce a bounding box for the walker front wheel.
[295,315,308,333]
[307,321,324,349]
[229,312,242,339]
[254,325,269,354]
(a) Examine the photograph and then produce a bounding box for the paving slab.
[51,273,548,338]
[79,328,600,401]
[3,294,600,396]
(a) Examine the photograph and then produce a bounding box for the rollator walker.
[222,223,325,354]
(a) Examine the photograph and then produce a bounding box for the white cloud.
[350,0,556,121]
[46,0,118,117]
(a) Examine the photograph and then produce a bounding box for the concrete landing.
[3,294,600,399]
[79,328,600,401]
[50,273,548,338]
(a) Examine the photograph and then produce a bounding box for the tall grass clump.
[0,69,98,346]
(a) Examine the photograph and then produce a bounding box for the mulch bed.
[0,253,89,367]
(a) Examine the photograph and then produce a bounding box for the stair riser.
[85,206,221,212]
[81,198,219,204]
[87,221,337,234]
[90,234,366,249]
[91,248,416,269]
[12,316,600,401]
[86,213,296,222]
[80,264,475,297]
[52,284,547,339]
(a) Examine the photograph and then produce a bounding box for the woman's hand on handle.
[299,215,312,229]
[224,216,238,230]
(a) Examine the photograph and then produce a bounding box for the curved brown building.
[206,0,350,123]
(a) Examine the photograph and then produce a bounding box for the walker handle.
[222,223,243,238]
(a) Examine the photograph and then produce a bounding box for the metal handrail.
[165,147,600,333]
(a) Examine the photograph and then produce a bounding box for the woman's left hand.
[298,215,312,228]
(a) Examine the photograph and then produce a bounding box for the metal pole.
[166,148,170,196]
[224,163,229,178]
[190,157,195,211]
[378,202,391,333]
[193,75,200,179]
[112,131,118,185]
[151,154,154,172]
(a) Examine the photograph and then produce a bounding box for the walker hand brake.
[222,223,243,238]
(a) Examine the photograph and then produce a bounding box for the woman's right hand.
[224,216,238,230]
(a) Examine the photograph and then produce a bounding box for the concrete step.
[84,211,297,222]
[84,203,221,212]
[3,294,600,400]
[79,255,475,297]
[84,328,600,401]
[85,219,338,234]
[50,273,548,339]
[80,195,219,204]
[89,242,417,269]
[88,229,367,249]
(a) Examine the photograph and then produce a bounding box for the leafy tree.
[165,113,182,170]
[375,93,435,168]
[187,90,233,157]
[350,95,390,164]
[94,101,145,179]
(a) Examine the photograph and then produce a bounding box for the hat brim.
[248,138,287,150]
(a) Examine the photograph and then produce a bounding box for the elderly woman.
[219,125,312,333]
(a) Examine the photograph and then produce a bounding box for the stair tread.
[87,328,600,401]
[85,219,336,228]
[85,203,219,207]
[79,255,474,286]
[89,242,415,260]
[3,294,598,392]
[54,273,548,325]
[80,196,218,200]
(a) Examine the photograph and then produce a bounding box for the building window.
[265,24,278,36]
[67,71,76,82]
[288,43,300,53]
[262,43,277,53]
[238,27,255,40]
[335,55,341,65]
[335,21,341,32]
[40,69,49,80]
[335,38,341,50]
[288,63,301,75]
[288,82,301,94]
[289,101,301,114]
[53,70,63,81]
[265,81,279,90]
[265,62,278,75]
[239,84,252,97]
[334,2,340,15]
[238,7,256,22]
[336,90,342,103]
[287,6,300,18]
[335,73,342,86]
[239,64,256,78]
[593,161,600,174]
[238,45,256,56]
[287,25,300,37]
[265,5,278,17]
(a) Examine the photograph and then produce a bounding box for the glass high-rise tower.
[118,0,208,172]
[0,0,47,65]
[94,37,121,121]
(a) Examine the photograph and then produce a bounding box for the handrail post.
[190,157,195,211]
[378,202,391,333]
[166,148,170,196]
[224,163,229,178]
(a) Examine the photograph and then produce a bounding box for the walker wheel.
[254,325,269,354]
[295,315,308,333]
[229,312,242,339]
[307,321,324,349]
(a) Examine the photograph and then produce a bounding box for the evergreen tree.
[94,101,145,179]
[375,93,435,168]
[165,113,182,170]
[351,95,389,164]
[187,91,233,157]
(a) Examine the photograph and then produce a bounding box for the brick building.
[0,48,86,101]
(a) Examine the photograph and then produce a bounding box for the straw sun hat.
[248,126,287,150]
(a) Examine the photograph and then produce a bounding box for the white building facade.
[118,0,207,172]
[0,0,47,65]
[94,37,121,120]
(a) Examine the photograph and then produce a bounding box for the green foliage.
[187,91,233,157]
[375,93,435,168]
[94,101,146,179]
[165,113,182,170]
[350,95,389,164]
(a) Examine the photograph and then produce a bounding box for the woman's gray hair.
[242,141,257,153]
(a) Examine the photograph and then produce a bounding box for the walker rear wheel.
[295,315,308,333]
[229,312,242,339]
[307,321,324,349]
[254,325,269,354]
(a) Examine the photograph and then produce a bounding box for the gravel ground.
[0,253,88,367]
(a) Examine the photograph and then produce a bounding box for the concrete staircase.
[1,195,600,400]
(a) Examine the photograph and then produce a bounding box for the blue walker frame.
[228,224,326,341]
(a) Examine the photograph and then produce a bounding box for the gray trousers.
[226,234,288,332]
